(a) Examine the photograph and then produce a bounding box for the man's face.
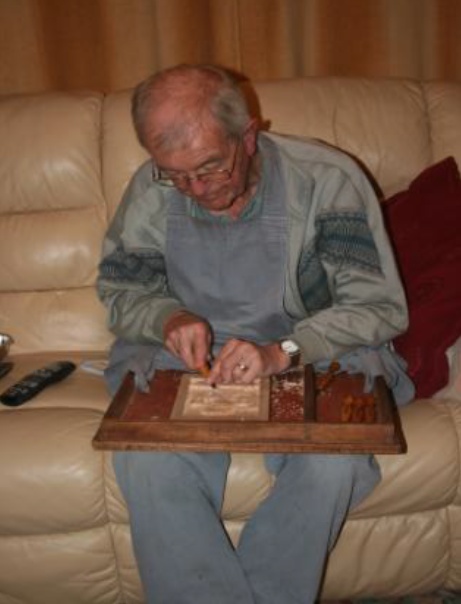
[148,119,258,215]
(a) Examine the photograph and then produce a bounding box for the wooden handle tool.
[198,364,217,389]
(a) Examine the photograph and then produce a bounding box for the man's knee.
[113,451,231,505]
[274,453,380,496]
[113,451,180,497]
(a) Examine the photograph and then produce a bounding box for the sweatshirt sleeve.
[284,147,409,363]
[96,165,184,344]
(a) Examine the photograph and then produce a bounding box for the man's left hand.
[209,340,290,384]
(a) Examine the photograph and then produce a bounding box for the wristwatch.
[279,339,301,369]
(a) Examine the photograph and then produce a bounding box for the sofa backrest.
[1,78,461,354]
[0,92,112,354]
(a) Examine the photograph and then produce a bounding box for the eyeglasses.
[152,140,241,189]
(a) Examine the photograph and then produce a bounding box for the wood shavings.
[315,361,377,424]
[271,373,304,421]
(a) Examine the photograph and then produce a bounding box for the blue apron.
[163,145,293,358]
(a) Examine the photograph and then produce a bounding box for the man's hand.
[163,310,212,371]
[209,340,291,385]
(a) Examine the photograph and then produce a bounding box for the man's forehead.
[149,98,216,133]
[150,124,230,171]
[148,107,227,154]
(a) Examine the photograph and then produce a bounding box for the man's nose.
[187,177,207,196]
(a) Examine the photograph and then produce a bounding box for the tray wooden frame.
[92,365,407,454]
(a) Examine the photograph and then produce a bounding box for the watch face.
[281,339,300,355]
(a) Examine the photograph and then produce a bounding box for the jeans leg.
[113,451,255,604]
[236,453,381,604]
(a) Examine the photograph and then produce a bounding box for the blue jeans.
[113,451,380,604]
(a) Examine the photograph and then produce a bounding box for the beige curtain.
[1,0,461,94]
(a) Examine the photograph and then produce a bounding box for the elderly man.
[97,64,412,604]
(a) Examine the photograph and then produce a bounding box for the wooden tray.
[92,365,407,454]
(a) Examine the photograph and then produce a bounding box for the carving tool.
[198,364,217,388]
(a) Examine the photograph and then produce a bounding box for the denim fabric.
[114,451,380,603]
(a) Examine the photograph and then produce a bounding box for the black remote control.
[0,361,76,407]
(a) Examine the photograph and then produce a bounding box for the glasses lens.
[152,166,174,187]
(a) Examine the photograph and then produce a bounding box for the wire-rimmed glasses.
[152,140,241,189]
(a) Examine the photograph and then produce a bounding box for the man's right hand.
[162,309,212,371]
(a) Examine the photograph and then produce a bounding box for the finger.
[231,362,249,383]
[180,333,206,370]
[232,361,259,384]
[191,331,212,373]
[164,332,181,357]
[166,318,211,369]
[213,344,255,384]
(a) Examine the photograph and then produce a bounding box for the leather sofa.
[1,77,461,604]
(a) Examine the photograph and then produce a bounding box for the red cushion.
[383,157,461,397]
